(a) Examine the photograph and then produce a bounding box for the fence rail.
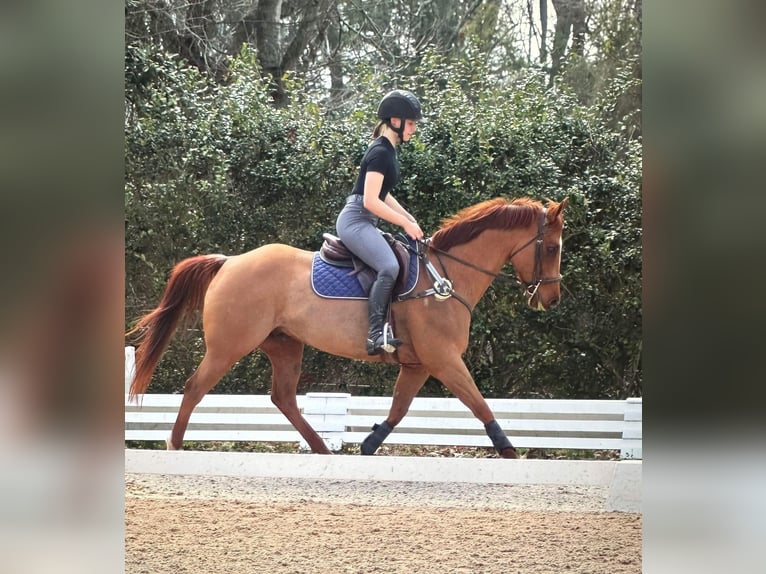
[125,392,642,459]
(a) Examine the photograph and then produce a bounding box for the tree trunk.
[255,0,286,105]
[282,0,335,73]
[325,10,346,109]
[232,2,259,49]
[539,0,548,64]
[570,0,587,57]
[549,0,586,86]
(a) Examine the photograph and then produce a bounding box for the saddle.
[319,232,413,296]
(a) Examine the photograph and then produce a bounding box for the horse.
[126,196,567,458]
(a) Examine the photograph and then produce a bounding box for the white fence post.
[125,346,136,395]
[621,397,642,460]
[299,392,351,451]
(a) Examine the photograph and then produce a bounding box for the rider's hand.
[404,219,424,241]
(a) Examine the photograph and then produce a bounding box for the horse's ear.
[547,196,568,222]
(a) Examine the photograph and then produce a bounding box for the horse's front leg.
[430,358,519,459]
[360,365,429,455]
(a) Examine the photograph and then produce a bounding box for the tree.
[549,0,587,85]
[126,1,538,108]
[126,0,338,104]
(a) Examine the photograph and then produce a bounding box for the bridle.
[417,208,562,307]
[514,208,563,300]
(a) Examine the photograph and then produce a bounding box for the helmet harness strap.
[385,118,406,143]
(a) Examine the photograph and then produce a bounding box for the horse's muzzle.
[528,292,559,311]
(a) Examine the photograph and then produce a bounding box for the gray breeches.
[336,197,400,280]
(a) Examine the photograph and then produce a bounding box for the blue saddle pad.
[311,238,420,300]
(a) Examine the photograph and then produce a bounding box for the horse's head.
[509,198,568,311]
[429,196,568,311]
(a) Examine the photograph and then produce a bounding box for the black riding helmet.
[376,90,423,142]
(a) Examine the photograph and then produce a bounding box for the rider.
[336,90,425,355]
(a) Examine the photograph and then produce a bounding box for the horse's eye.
[546,245,559,255]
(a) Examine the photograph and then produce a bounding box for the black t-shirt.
[351,136,400,200]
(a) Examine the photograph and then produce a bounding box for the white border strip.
[125,450,641,512]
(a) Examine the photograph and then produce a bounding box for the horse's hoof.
[360,436,381,455]
[165,437,182,451]
[500,447,519,459]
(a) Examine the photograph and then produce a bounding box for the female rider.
[335,90,425,355]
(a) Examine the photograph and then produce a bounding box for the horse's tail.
[126,254,228,400]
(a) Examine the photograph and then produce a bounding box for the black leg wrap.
[360,421,393,455]
[484,419,513,454]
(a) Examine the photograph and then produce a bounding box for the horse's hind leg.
[260,332,332,455]
[360,365,429,455]
[168,351,240,450]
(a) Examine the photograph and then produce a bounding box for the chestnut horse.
[127,196,567,458]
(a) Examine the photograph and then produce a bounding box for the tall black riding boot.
[367,275,401,355]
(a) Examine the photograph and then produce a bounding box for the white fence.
[125,347,641,458]
[125,392,642,459]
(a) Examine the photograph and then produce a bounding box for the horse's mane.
[430,197,542,251]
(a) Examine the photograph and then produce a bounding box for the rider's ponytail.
[372,120,386,139]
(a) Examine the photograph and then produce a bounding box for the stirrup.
[381,322,401,353]
[367,323,401,355]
